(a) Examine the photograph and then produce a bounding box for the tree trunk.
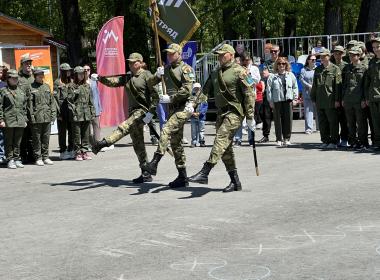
[357,0,380,32]
[324,0,343,34]
[221,0,237,40]
[60,0,85,65]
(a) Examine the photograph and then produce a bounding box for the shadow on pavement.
[151,185,225,199]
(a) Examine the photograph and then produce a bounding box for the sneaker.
[182,138,189,144]
[327,143,337,149]
[200,142,206,147]
[257,136,269,143]
[284,140,291,146]
[276,141,283,146]
[318,143,328,149]
[15,160,24,168]
[305,130,312,135]
[190,143,196,148]
[7,160,17,169]
[82,152,92,160]
[101,145,114,152]
[35,159,44,166]
[338,140,349,148]
[59,151,71,160]
[43,158,54,165]
[75,154,83,161]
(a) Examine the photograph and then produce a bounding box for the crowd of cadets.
[0,55,100,169]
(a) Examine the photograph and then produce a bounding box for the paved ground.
[1,120,380,280]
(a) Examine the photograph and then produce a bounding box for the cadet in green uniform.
[27,68,57,166]
[92,53,159,183]
[311,50,342,149]
[18,55,35,163]
[142,43,195,188]
[54,63,74,160]
[332,46,349,147]
[67,66,95,161]
[188,44,256,192]
[364,37,380,150]
[0,69,28,169]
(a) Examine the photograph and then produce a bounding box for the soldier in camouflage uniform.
[188,44,256,192]
[54,63,74,160]
[0,69,28,169]
[92,53,159,183]
[311,50,342,149]
[142,43,195,188]
[27,68,57,166]
[18,55,35,163]
[364,37,380,150]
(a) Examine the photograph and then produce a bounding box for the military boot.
[188,162,214,184]
[168,167,189,188]
[223,170,242,192]
[142,152,162,176]
[133,170,153,184]
[92,139,109,155]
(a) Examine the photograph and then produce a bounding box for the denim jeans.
[191,118,205,144]
[0,128,5,159]
[304,98,319,132]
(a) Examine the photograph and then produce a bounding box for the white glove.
[184,102,194,113]
[156,66,165,78]
[91,73,99,81]
[159,95,171,104]
[142,112,154,124]
[247,119,256,132]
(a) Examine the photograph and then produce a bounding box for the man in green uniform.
[142,43,195,188]
[18,55,35,163]
[188,44,256,192]
[332,46,349,147]
[27,68,57,166]
[92,53,159,183]
[0,69,28,169]
[364,37,380,150]
[311,50,342,149]
[342,46,369,149]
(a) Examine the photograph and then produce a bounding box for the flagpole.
[151,0,166,94]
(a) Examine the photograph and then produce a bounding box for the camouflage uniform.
[188,44,255,192]
[27,70,56,161]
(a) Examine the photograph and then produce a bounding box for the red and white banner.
[96,16,127,127]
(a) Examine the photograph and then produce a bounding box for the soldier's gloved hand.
[91,74,99,81]
[156,66,165,78]
[247,119,256,132]
[0,121,5,128]
[159,95,171,104]
[184,102,194,113]
[143,112,154,124]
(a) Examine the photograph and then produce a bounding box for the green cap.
[349,46,362,55]
[33,67,45,76]
[371,37,380,43]
[347,40,358,47]
[332,46,345,53]
[164,43,183,54]
[357,41,366,50]
[7,69,18,78]
[20,54,33,64]
[127,52,143,62]
[60,63,72,71]
[214,44,236,55]
[74,66,84,74]
[319,49,331,56]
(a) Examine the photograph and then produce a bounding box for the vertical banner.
[181,41,197,70]
[14,46,54,91]
[96,16,127,128]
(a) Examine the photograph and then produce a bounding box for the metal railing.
[330,32,380,48]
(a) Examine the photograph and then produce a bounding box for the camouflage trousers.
[105,109,147,167]
[206,112,243,172]
[157,110,191,169]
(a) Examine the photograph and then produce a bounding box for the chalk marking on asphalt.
[222,245,290,254]
[336,224,380,232]
[258,243,263,255]
[170,258,227,272]
[208,263,271,280]
[140,239,183,248]
[303,230,316,243]
[97,247,135,258]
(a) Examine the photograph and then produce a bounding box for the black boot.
[188,162,214,184]
[92,139,109,155]
[132,171,153,184]
[168,168,189,188]
[142,152,162,176]
[199,140,206,147]
[223,170,242,192]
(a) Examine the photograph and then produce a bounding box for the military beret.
[164,43,182,55]
[371,37,380,43]
[60,63,72,71]
[7,69,18,78]
[214,44,236,55]
[127,53,143,62]
[74,66,84,73]
[33,67,45,76]
[20,54,33,64]
[349,46,362,55]
[332,46,345,53]
[319,49,331,56]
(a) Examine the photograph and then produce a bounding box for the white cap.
[193,82,201,89]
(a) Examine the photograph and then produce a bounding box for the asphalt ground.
[1,120,380,280]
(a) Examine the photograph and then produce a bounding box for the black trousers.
[259,99,273,138]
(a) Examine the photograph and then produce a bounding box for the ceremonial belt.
[218,69,239,105]
[167,66,188,109]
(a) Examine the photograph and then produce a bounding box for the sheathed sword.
[251,128,260,176]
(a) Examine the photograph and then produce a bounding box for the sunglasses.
[309,59,316,61]
[270,50,279,53]
[84,68,91,71]
[278,62,286,65]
